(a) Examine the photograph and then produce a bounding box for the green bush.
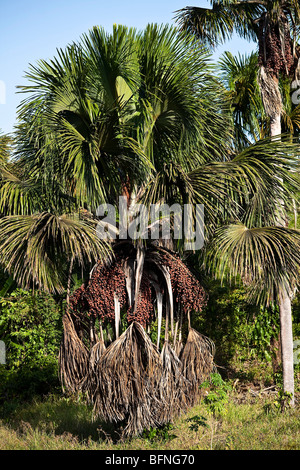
[0,289,63,402]
[195,281,281,367]
[200,372,232,416]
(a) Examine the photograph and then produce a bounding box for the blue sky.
[0,0,256,134]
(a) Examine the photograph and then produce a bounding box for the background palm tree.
[176,0,300,406]
[0,24,299,434]
[218,49,300,142]
[218,50,265,146]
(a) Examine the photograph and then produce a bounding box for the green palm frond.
[0,132,13,164]
[0,166,41,215]
[15,24,232,210]
[228,136,300,225]
[281,103,300,134]
[0,211,111,293]
[139,134,299,240]
[206,223,300,305]
[218,51,265,145]
[174,2,263,48]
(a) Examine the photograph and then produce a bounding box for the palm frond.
[59,312,90,394]
[206,223,300,305]
[0,132,13,164]
[0,211,111,293]
[90,321,165,437]
[174,2,263,48]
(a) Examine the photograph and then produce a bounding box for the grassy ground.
[0,387,299,450]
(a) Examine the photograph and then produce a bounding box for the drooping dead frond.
[59,313,90,394]
[89,340,106,372]
[91,322,165,437]
[158,342,191,422]
[87,339,107,401]
[180,328,215,404]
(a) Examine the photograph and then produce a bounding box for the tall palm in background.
[218,50,300,141]
[219,49,300,227]
[0,24,299,434]
[218,51,265,146]
[176,0,300,405]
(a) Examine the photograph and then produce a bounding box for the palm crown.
[176,1,300,86]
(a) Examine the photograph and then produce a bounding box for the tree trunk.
[269,104,295,406]
[279,292,295,406]
[270,113,281,138]
[271,116,295,404]
[258,66,295,404]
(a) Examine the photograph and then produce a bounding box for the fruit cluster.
[127,273,154,327]
[68,248,206,328]
[69,283,88,317]
[159,251,207,314]
[85,257,127,321]
[258,20,294,76]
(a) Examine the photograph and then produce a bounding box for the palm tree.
[176,0,300,405]
[218,49,300,141]
[0,24,299,435]
[218,51,265,146]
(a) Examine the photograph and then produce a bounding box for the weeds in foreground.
[0,381,299,450]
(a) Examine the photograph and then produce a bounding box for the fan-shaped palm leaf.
[0,212,111,292]
[206,223,300,305]
[175,2,263,48]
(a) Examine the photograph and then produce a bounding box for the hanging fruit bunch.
[157,250,207,315]
[258,17,294,76]
[68,245,207,331]
[127,272,154,327]
[84,256,127,321]
[69,283,89,318]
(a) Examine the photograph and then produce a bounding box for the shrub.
[0,289,63,401]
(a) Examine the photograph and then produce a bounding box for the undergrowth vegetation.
[0,279,299,450]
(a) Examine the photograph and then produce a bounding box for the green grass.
[0,391,299,450]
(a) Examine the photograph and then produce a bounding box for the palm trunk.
[279,291,295,406]
[66,256,74,314]
[261,69,295,405]
[269,113,281,138]
[267,75,295,405]
[271,113,295,406]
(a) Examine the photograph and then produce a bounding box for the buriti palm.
[176,0,300,407]
[0,23,299,434]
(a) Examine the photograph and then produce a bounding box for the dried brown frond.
[158,342,191,422]
[59,313,90,394]
[91,322,165,437]
[180,328,215,404]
